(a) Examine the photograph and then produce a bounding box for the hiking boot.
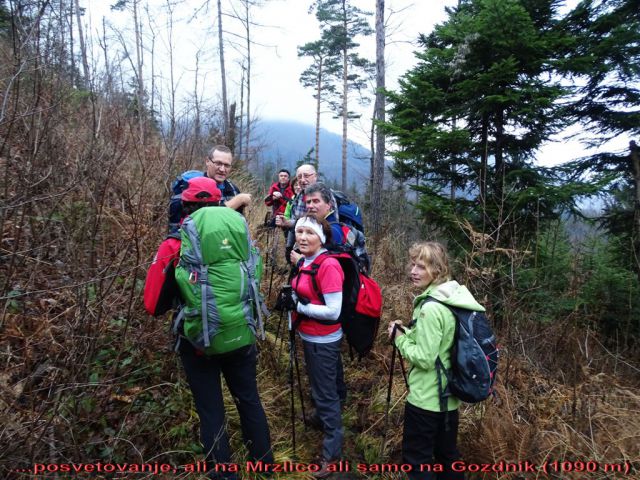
[312,459,336,479]
[305,409,323,431]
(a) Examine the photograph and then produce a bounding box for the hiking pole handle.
[388,322,409,390]
[391,324,409,389]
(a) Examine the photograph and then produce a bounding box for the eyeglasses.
[297,172,316,180]
[208,159,232,170]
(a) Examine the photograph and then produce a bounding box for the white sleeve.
[297,291,343,321]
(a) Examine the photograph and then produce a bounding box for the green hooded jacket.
[395,280,485,412]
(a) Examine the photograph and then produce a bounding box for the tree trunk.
[217,0,229,139]
[371,0,385,238]
[73,0,90,88]
[68,0,75,87]
[132,0,144,145]
[315,56,323,169]
[102,17,111,95]
[479,113,488,216]
[147,5,156,124]
[631,140,640,281]
[244,0,251,166]
[238,64,245,161]
[166,1,176,151]
[193,50,202,149]
[341,0,348,192]
[450,117,457,201]
[58,0,66,81]
[494,108,505,244]
[228,102,237,155]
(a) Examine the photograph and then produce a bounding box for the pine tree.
[298,38,341,170]
[310,0,373,190]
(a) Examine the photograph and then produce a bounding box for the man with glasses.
[205,145,252,213]
[275,164,337,264]
[167,145,250,236]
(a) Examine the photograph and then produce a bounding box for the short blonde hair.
[409,241,451,285]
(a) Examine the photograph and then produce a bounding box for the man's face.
[278,171,290,185]
[206,150,233,183]
[296,168,317,189]
[305,192,331,218]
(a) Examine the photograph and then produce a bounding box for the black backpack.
[423,298,499,409]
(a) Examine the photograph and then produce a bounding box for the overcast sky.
[85,0,629,167]
[86,0,452,134]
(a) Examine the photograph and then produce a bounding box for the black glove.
[275,285,297,311]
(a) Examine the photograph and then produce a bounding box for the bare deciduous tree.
[217,0,229,141]
[371,0,384,238]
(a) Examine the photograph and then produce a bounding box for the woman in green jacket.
[388,242,484,480]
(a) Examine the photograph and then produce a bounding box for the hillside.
[254,119,372,188]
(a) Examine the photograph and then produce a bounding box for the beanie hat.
[181,176,222,203]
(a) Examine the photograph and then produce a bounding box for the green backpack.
[175,206,266,355]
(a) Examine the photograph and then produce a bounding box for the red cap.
[181,176,222,203]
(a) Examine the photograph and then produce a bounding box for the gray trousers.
[302,339,344,461]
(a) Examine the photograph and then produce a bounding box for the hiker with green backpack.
[143,176,273,479]
[387,241,490,480]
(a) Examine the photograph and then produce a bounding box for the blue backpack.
[168,170,205,236]
[425,298,499,408]
[332,190,364,233]
[167,171,242,236]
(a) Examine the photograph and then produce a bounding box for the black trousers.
[402,402,464,480]
[180,342,273,479]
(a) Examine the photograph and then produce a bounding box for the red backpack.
[296,251,382,359]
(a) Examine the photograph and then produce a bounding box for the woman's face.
[410,259,432,289]
[296,226,323,256]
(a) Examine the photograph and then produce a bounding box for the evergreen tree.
[384,0,603,325]
[310,0,373,190]
[298,38,341,170]
[385,0,590,248]
[558,0,640,278]
[0,0,10,35]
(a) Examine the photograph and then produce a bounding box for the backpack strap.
[300,252,330,302]
[171,308,186,352]
[243,219,267,340]
[222,179,240,199]
[292,252,340,326]
[435,356,452,414]
[199,264,211,347]
[180,216,223,349]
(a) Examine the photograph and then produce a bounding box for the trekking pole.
[398,348,409,388]
[275,309,284,345]
[380,325,399,459]
[264,220,271,272]
[267,227,280,299]
[291,320,307,429]
[288,309,297,457]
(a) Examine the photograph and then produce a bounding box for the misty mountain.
[254,119,371,189]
